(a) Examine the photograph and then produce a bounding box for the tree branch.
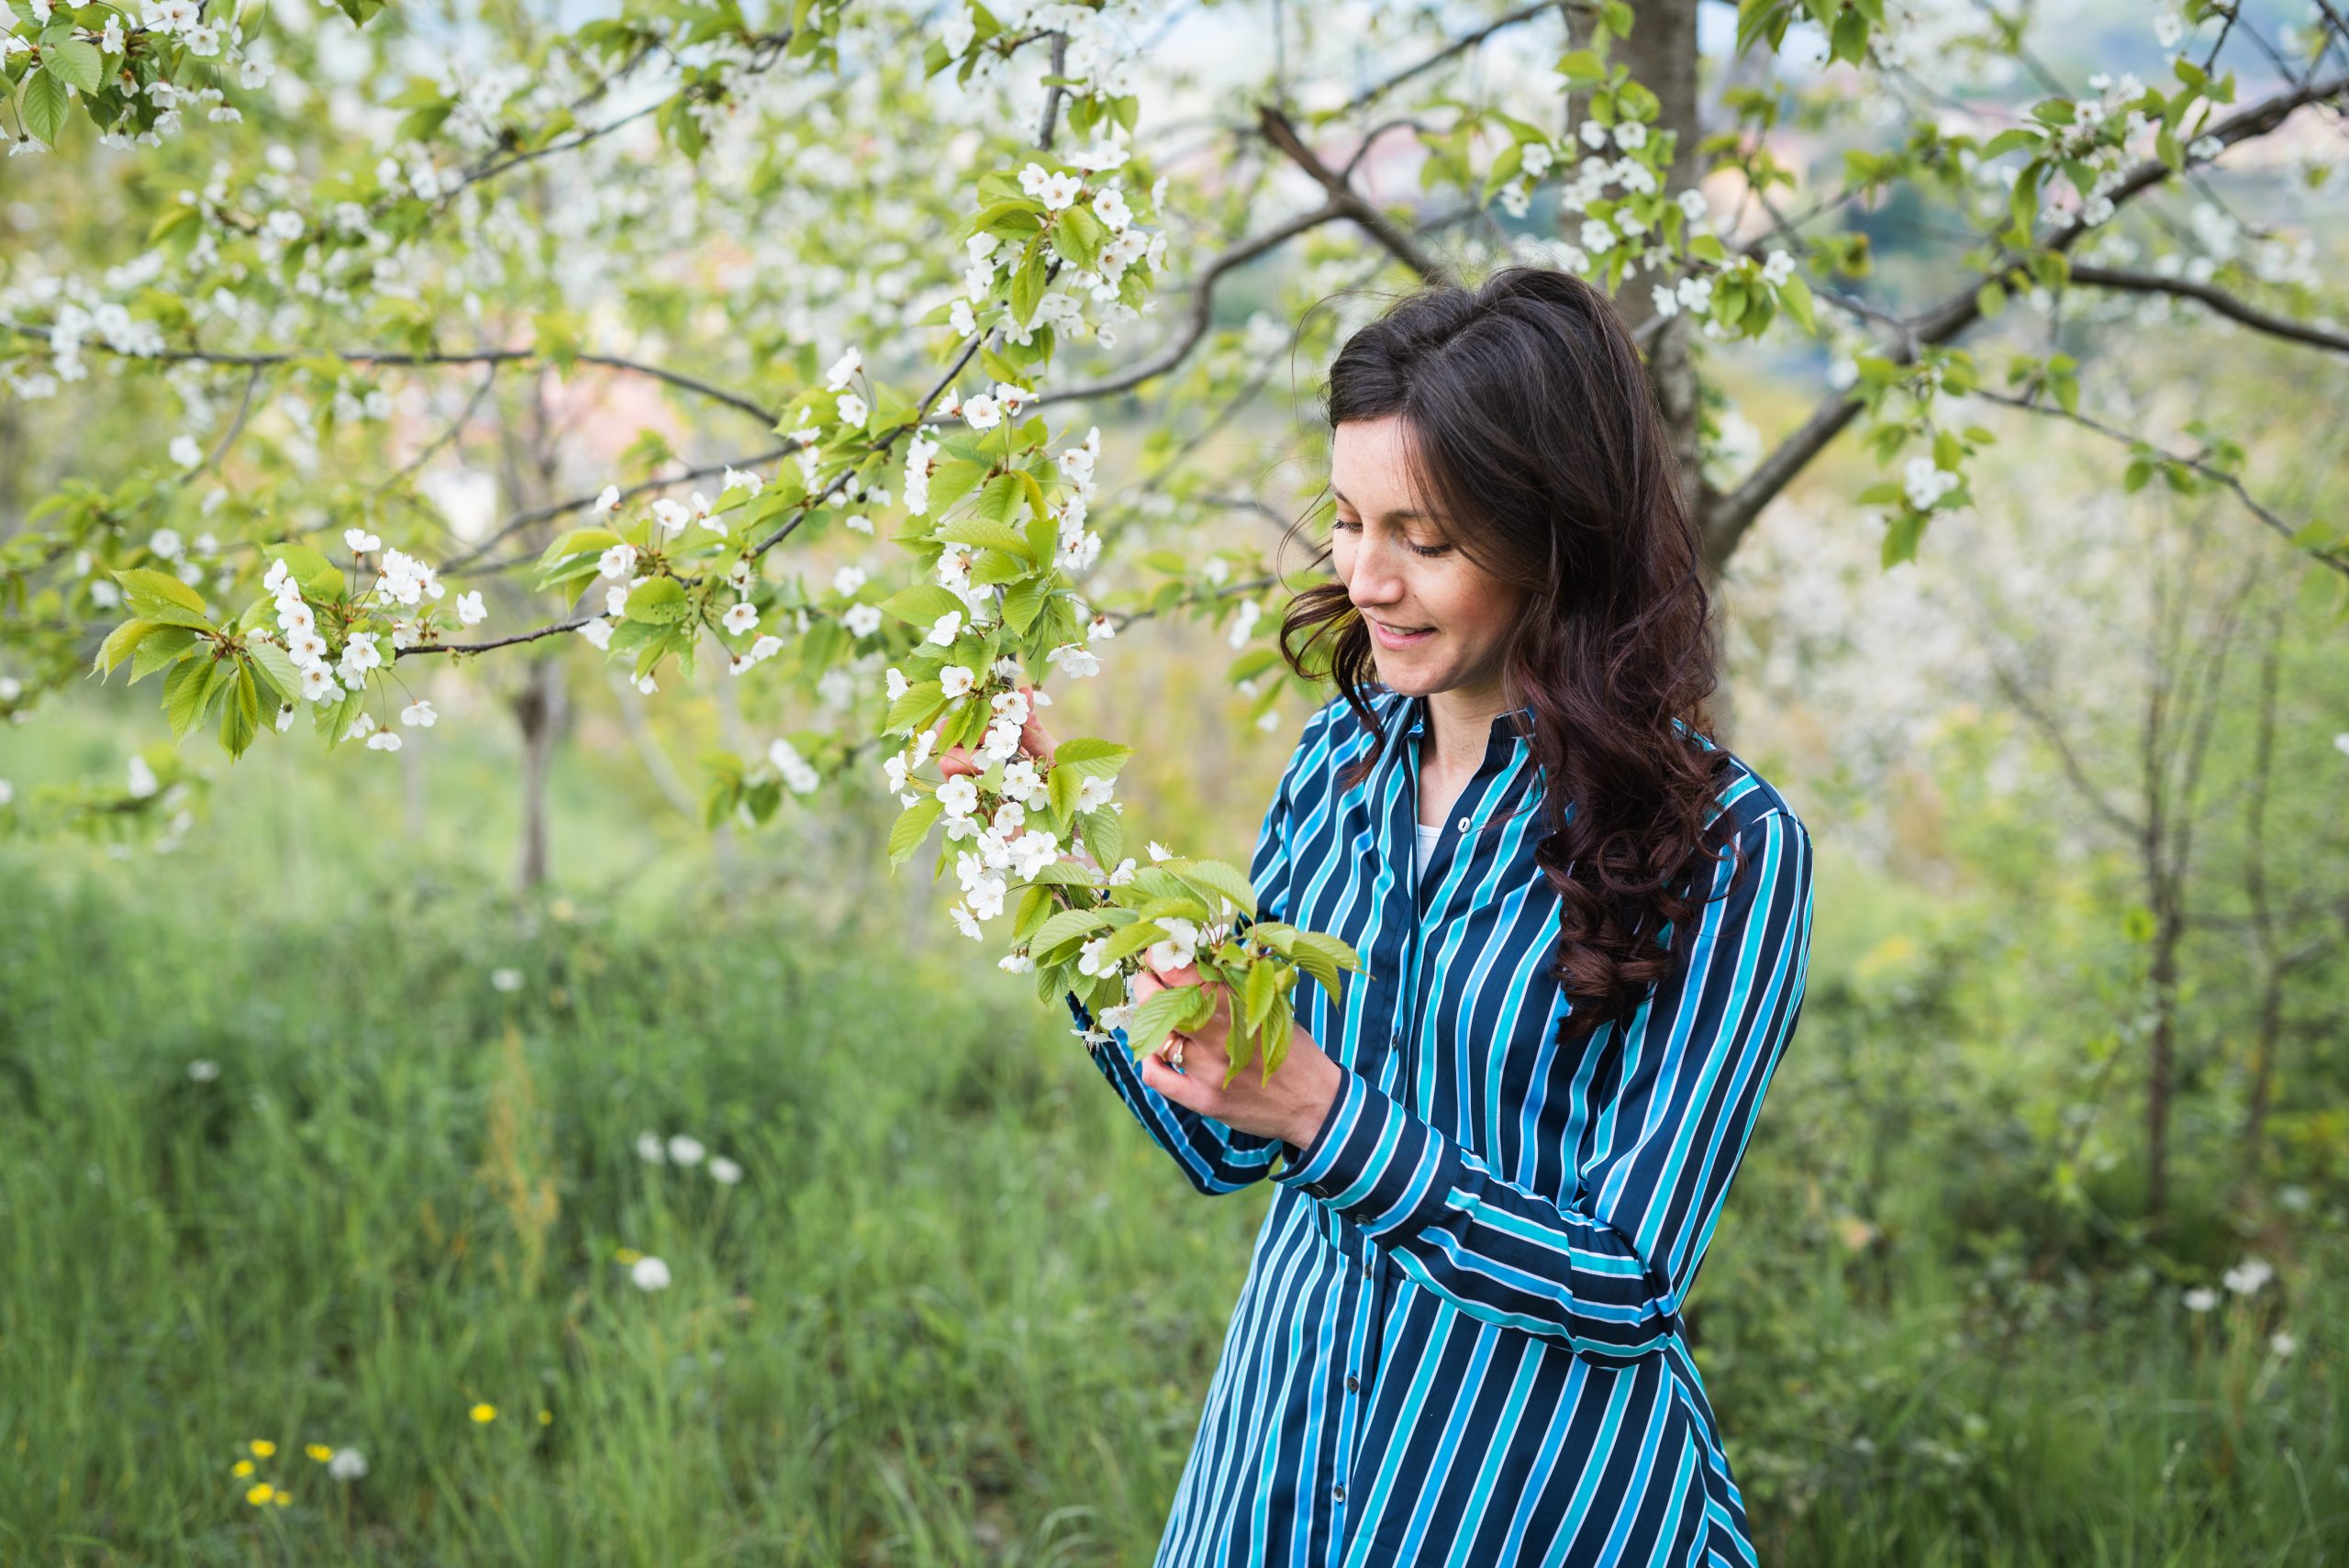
[1035,201,1350,405]
[0,325,783,428]
[1971,386,2346,572]
[2065,263,2349,356]
[1256,106,1454,284]
[1701,70,2349,562]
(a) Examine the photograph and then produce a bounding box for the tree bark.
[513,653,567,895]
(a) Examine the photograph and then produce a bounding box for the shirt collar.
[1395,690,1538,745]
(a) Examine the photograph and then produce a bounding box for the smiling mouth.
[1370,618,1435,646]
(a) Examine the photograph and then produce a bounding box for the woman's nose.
[1349,539,1408,601]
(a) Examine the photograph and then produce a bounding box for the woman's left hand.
[1133,961,1346,1151]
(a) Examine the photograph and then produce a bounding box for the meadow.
[0,686,2340,1567]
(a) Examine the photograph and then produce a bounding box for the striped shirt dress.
[1064,684,1816,1567]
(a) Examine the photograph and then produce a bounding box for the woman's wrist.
[1286,1051,1346,1152]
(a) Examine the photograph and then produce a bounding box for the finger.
[1139,1049,1208,1110]
[936,742,979,779]
[1015,685,1055,761]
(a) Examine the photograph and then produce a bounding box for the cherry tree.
[3,0,2346,1074]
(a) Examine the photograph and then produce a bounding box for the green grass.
[0,709,2341,1564]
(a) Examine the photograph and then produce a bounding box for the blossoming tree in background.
[2,0,2346,1077]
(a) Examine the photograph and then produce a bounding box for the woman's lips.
[1371,619,1434,648]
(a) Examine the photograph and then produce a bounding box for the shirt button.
[1345,1373,1360,1392]
[1332,1484,1347,1502]
[1457,816,1469,831]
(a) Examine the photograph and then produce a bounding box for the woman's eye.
[1333,517,1448,558]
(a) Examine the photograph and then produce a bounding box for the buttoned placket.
[1327,695,1537,1544]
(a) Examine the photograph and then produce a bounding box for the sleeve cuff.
[1273,1065,1459,1242]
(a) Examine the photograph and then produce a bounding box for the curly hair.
[1273,264,1743,1051]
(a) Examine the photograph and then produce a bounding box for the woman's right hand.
[933,682,1055,779]
[931,684,1103,873]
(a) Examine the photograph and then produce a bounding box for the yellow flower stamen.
[246,1483,274,1506]
[470,1402,497,1424]
[249,1440,275,1458]
[232,1459,254,1477]
[306,1443,332,1462]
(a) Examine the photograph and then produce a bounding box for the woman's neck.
[1419,684,1510,775]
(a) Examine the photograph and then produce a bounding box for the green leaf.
[129,626,197,684]
[219,663,262,758]
[1556,48,1606,85]
[1013,883,1056,941]
[622,576,689,624]
[1001,575,1048,636]
[1078,802,1124,871]
[1049,758,1084,819]
[44,38,101,92]
[1124,982,1201,1057]
[925,458,988,515]
[1776,272,1816,333]
[972,473,1024,527]
[1243,956,1285,1034]
[1056,204,1107,271]
[1031,905,1115,958]
[1096,918,1169,967]
[884,679,948,734]
[886,795,944,867]
[162,651,215,740]
[19,69,68,148]
[93,617,163,678]
[246,639,304,704]
[266,541,346,596]
[1050,736,1134,777]
[115,567,211,626]
[1169,857,1258,922]
[879,583,966,629]
[1009,240,1047,326]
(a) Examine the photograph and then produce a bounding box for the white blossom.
[2221,1257,2272,1296]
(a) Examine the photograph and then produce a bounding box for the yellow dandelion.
[615,1247,642,1264]
[469,1402,497,1424]
[232,1459,254,1477]
[245,1483,274,1506]
[249,1440,275,1458]
[537,1409,552,1426]
[306,1443,333,1462]
[273,1492,291,1507]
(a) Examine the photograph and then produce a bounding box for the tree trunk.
[514,654,567,895]
[1600,0,1736,745]
[1610,0,1705,515]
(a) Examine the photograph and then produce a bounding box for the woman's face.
[1329,415,1522,705]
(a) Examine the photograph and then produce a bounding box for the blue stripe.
[1076,685,1815,1565]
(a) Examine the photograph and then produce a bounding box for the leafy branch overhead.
[8,0,2349,1041]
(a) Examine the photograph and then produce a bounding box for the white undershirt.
[1414,818,1442,879]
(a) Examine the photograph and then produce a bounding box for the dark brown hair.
[1275,264,1742,1050]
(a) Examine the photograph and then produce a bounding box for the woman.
[1061,265,1816,1566]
